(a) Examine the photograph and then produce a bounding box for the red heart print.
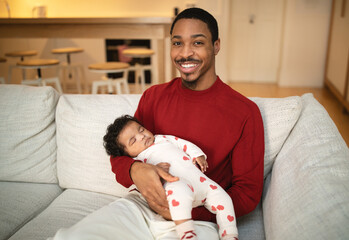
[201,198,206,203]
[211,205,217,211]
[217,205,224,210]
[210,185,217,190]
[187,184,194,192]
[172,199,180,207]
[175,137,178,140]
[167,190,173,196]
[227,215,235,222]
[200,177,206,182]
[144,159,147,163]
[222,230,227,237]
[183,156,190,161]
[183,145,187,152]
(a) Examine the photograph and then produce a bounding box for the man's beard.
[175,57,201,90]
[182,74,198,90]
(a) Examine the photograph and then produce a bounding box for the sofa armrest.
[263,94,349,239]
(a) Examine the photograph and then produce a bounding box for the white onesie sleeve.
[161,135,207,161]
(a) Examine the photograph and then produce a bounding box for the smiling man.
[52,8,265,240]
[111,6,264,236]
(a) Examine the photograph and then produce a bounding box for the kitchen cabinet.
[325,0,349,112]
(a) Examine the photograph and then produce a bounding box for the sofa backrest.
[0,85,60,183]
[56,94,141,196]
[56,93,303,197]
[251,96,302,177]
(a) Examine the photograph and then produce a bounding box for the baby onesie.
[134,135,238,239]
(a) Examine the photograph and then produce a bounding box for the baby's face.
[118,121,155,157]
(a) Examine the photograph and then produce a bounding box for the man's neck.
[181,75,217,91]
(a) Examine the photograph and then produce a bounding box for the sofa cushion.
[0,181,62,240]
[237,202,265,240]
[263,94,349,239]
[250,96,302,177]
[0,85,59,183]
[9,189,119,240]
[56,94,141,197]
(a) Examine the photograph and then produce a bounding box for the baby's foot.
[181,230,197,239]
[176,220,197,240]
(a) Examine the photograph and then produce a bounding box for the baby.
[103,115,238,240]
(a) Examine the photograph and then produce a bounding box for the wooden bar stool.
[122,48,155,92]
[51,47,85,93]
[0,57,6,84]
[89,62,130,94]
[17,59,63,93]
[5,50,38,83]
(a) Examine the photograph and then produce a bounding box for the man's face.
[170,18,220,88]
[118,121,155,157]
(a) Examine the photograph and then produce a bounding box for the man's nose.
[179,45,194,59]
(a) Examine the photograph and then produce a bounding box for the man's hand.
[130,161,178,220]
[193,155,208,172]
[156,162,171,173]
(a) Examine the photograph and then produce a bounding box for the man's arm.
[130,161,178,220]
[227,106,264,217]
[110,155,135,188]
[193,104,264,220]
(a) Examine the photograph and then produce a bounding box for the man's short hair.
[170,7,219,45]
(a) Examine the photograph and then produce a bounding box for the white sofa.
[0,84,348,240]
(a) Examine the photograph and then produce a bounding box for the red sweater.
[110,77,264,221]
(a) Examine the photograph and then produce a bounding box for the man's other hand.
[130,161,179,220]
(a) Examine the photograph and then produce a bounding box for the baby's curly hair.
[103,115,141,157]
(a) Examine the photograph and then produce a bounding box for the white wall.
[278,0,332,87]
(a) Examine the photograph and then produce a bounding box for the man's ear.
[214,38,220,55]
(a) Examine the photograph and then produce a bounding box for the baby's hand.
[193,155,208,173]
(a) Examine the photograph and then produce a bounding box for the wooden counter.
[0,17,174,83]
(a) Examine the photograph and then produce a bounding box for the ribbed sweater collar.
[176,76,222,99]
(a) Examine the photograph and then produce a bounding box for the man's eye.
[172,42,181,46]
[194,41,203,46]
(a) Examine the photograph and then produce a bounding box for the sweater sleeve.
[110,155,135,188]
[193,104,264,221]
[227,104,264,217]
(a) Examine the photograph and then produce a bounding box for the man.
[53,8,264,240]
[112,7,264,224]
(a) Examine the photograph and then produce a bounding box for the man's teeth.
[181,63,197,68]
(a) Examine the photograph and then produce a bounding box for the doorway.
[228,0,285,83]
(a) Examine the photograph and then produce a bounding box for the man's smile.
[176,58,201,74]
